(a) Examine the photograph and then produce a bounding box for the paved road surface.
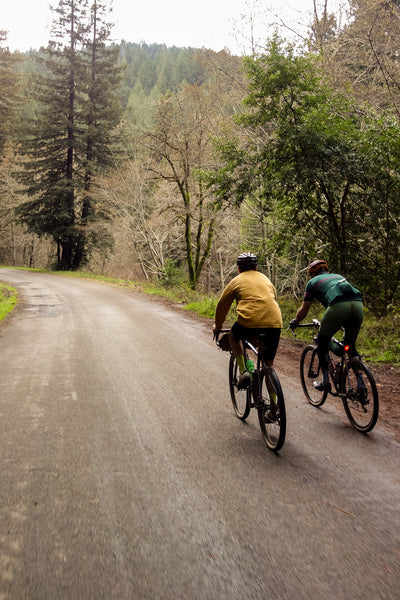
[0,269,399,599]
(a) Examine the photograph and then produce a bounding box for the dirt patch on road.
[276,337,400,443]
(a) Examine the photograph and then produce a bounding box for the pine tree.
[0,31,21,161]
[18,0,122,270]
[18,0,87,268]
[73,0,123,268]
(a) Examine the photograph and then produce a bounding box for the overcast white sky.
[2,0,339,55]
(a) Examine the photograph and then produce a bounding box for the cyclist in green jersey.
[290,259,364,391]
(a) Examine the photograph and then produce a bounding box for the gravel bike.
[291,319,379,433]
[215,330,286,452]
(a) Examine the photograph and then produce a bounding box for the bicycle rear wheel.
[229,354,251,420]
[300,344,328,407]
[341,358,379,433]
[257,367,286,452]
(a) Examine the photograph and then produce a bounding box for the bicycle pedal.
[265,411,277,423]
[260,402,277,421]
[313,381,331,392]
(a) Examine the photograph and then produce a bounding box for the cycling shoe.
[314,381,331,392]
[237,370,251,390]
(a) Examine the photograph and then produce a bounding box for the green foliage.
[358,306,400,364]
[351,113,400,310]
[118,42,204,113]
[0,32,21,158]
[183,298,217,319]
[158,258,185,288]
[208,36,400,313]
[0,284,17,321]
[4,20,400,323]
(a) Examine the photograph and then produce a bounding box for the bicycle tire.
[257,367,286,452]
[300,344,328,407]
[229,353,251,420]
[341,358,379,433]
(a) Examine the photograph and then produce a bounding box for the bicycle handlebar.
[213,328,230,341]
[288,318,320,337]
[297,319,321,328]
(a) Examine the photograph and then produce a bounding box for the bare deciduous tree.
[326,0,400,113]
[137,82,228,290]
[98,157,184,280]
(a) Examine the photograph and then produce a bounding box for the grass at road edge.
[0,284,17,322]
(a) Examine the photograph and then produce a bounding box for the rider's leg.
[343,301,364,359]
[263,358,277,402]
[316,333,331,388]
[258,328,281,401]
[343,301,365,387]
[229,332,246,372]
[318,305,344,390]
[229,323,251,389]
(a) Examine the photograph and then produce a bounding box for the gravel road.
[0,269,399,599]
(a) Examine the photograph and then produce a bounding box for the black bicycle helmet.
[308,259,329,277]
[237,252,258,271]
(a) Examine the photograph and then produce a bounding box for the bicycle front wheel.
[257,367,286,452]
[229,354,251,420]
[341,359,379,433]
[300,344,328,407]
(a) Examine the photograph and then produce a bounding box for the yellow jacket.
[215,270,283,329]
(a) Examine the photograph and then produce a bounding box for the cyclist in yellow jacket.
[213,253,283,389]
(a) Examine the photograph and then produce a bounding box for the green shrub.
[0,285,17,321]
[159,259,185,288]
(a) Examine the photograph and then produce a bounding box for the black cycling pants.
[231,322,281,362]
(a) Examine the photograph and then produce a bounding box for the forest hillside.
[0,0,399,324]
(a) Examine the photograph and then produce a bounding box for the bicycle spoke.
[229,354,251,420]
[342,359,379,432]
[258,368,286,452]
[300,345,328,407]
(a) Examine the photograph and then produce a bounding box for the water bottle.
[328,338,343,356]
[246,359,254,373]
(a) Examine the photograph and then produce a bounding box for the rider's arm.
[214,282,237,330]
[293,300,312,325]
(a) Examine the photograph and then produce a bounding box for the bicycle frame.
[216,330,275,400]
[298,321,349,397]
[242,338,263,403]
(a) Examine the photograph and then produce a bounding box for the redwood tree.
[18,0,122,269]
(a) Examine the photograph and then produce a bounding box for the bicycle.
[215,329,286,452]
[290,319,379,433]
